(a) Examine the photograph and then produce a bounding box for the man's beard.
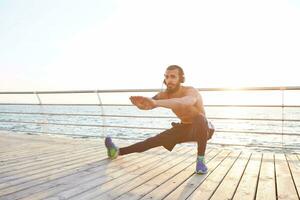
[166,82,180,94]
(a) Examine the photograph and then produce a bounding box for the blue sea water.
[0,105,299,152]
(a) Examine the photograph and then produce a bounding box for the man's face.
[164,69,181,93]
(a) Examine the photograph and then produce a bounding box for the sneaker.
[195,158,208,174]
[105,137,119,159]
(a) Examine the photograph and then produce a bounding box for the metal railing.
[0,86,299,151]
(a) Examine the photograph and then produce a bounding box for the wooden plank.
[0,151,106,196]
[67,146,197,200]
[140,150,231,200]
[0,148,105,186]
[42,147,181,200]
[0,133,79,147]
[0,137,94,159]
[95,146,203,200]
[114,149,221,200]
[0,145,79,163]
[0,137,146,166]
[0,139,85,165]
[65,146,192,200]
[285,154,300,199]
[0,146,104,175]
[232,152,262,200]
[0,143,55,155]
[0,147,164,198]
[117,149,228,200]
[275,153,298,200]
[0,148,104,173]
[20,146,186,200]
[256,153,276,200]
[0,141,65,158]
[0,132,133,148]
[0,147,167,199]
[0,132,132,158]
[171,151,241,200]
[0,145,104,172]
[209,152,251,200]
[0,132,84,144]
[0,137,138,186]
[1,132,299,200]
[0,134,100,163]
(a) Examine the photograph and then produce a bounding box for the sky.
[1,0,300,92]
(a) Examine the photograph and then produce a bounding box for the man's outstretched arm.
[136,88,199,110]
[155,88,198,109]
[155,95,197,109]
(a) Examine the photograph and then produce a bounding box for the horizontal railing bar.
[206,105,300,108]
[0,120,165,130]
[209,142,300,150]
[0,103,163,107]
[1,103,300,108]
[212,117,300,122]
[0,129,100,138]
[1,86,300,94]
[0,111,175,119]
[1,129,299,151]
[217,130,300,136]
[0,129,159,141]
[1,111,300,122]
[1,120,299,136]
[199,86,300,91]
[0,89,159,94]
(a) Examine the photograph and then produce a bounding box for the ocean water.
[0,105,299,152]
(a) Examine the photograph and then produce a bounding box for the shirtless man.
[105,65,214,174]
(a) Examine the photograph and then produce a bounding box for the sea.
[0,104,299,153]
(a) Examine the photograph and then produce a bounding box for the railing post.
[34,92,42,105]
[280,87,285,150]
[95,90,106,136]
[34,91,48,135]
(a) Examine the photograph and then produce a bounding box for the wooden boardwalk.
[0,132,299,200]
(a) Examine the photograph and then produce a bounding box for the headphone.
[163,65,185,84]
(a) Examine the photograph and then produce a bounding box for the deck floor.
[0,132,299,200]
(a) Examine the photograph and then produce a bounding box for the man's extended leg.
[119,126,182,155]
[105,125,182,159]
[119,137,163,155]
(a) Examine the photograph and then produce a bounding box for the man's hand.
[130,96,157,110]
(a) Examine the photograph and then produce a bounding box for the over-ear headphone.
[180,74,185,83]
[163,65,185,84]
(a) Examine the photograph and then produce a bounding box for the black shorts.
[155,114,214,151]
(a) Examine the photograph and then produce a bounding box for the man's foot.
[195,158,208,174]
[105,137,119,159]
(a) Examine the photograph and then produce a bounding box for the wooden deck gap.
[228,152,253,200]
[163,150,232,200]
[274,153,279,199]
[285,154,300,200]
[208,151,243,199]
[253,152,263,200]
